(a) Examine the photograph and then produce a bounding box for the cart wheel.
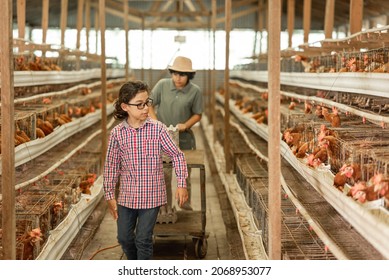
[194,237,208,259]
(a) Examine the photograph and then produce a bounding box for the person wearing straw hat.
[149,56,203,215]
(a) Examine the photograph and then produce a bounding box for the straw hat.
[168,56,196,73]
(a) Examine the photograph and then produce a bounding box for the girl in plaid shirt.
[103,80,188,260]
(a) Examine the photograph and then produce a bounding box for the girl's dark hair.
[113,80,150,120]
[168,69,195,80]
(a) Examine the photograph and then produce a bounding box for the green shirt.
[151,78,203,150]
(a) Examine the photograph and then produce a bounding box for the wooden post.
[287,0,295,48]
[224,0,231,173]
[211,0,217,140]
[17,0,26,39]
[60,0,68,47]
[76,0,85,70]
[123,0,130,80]
[99,0,107,168]
[94,7,99,54]
[85,0,91,53]
[350,0,363,35]
[324,0,335,39]
[141,16,145,81]
[76,0,85,50]
[1,0,16,260]
[41,0,49,44]
[303,0,311,43]
[268,0,282,260]
[257,0,264,55]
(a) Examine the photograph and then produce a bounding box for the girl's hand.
[107,199,118,220]
[175,188,189,207]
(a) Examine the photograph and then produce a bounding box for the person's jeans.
[117,205,160,260]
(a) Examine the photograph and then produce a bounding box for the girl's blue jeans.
[117,205,160,260]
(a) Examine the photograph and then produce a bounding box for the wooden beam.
[287,0,295,48]
[303,0,311,43]
[211,0,217,139]
[224,0,232,173]
[1,0,16,260]
[216,6,258,24]
[216,0,258,14]
[90,2,142,25]
[94,6,99,54]
[145,21,208,29]
[268,0,282,260]
[85,0,91,53]
[123,0,129,80]
[17,0,26,39]
[106,0,142,17]
[142,10,210,17]
[324,0,335,39]
[60,0,68,47]
[350,0,364,34]
[41,0,49,43]
[99,0,107,168]
[183,0,203,22]
[76,0,85,50]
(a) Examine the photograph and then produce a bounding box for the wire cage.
[338,47,389,73]
[22,175,78,229]
[236,154,268,202]
[247,178,269,231]
[248,177,336,259]
[229,127,253,173]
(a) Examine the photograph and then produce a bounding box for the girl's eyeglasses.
[127,98,153,110]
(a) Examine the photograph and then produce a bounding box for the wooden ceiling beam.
[216,0,258,14]
[90,1,142,25]
[145,20,208,29]
[216,6,259,24]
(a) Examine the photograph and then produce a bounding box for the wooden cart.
[154,150,209,259]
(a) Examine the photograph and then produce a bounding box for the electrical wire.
[88,244,121,260]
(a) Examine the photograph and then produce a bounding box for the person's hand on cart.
[175,188,189,207]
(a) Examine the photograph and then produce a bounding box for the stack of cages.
[228,127,253,174]
[337,47,389,73]
[62,150,101,197]
[14,192,57,259]
[336,125,389,208]
[236,154,268,206]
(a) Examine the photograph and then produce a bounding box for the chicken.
[285,132,302,148]
[322,107,341,127]
[295,55,312,73]
[333,171,347,191]
[317,124,336,142]
[18,228,43,260]
[51,201,64,228]
[348,181,367,198]
[261,92,268,101]
[315,106,323,118]
[348,163,362,185]
[36,118,54,136]
[295,140,313,158]
[79,180,92,195]
[288,101,296,110]
[16,130,30,142]
[313,147,328,163]
[306,152,323,168]
[35,127,46,138]
[304,101,312,114]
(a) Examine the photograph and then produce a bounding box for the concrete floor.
[79,124,242,260]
